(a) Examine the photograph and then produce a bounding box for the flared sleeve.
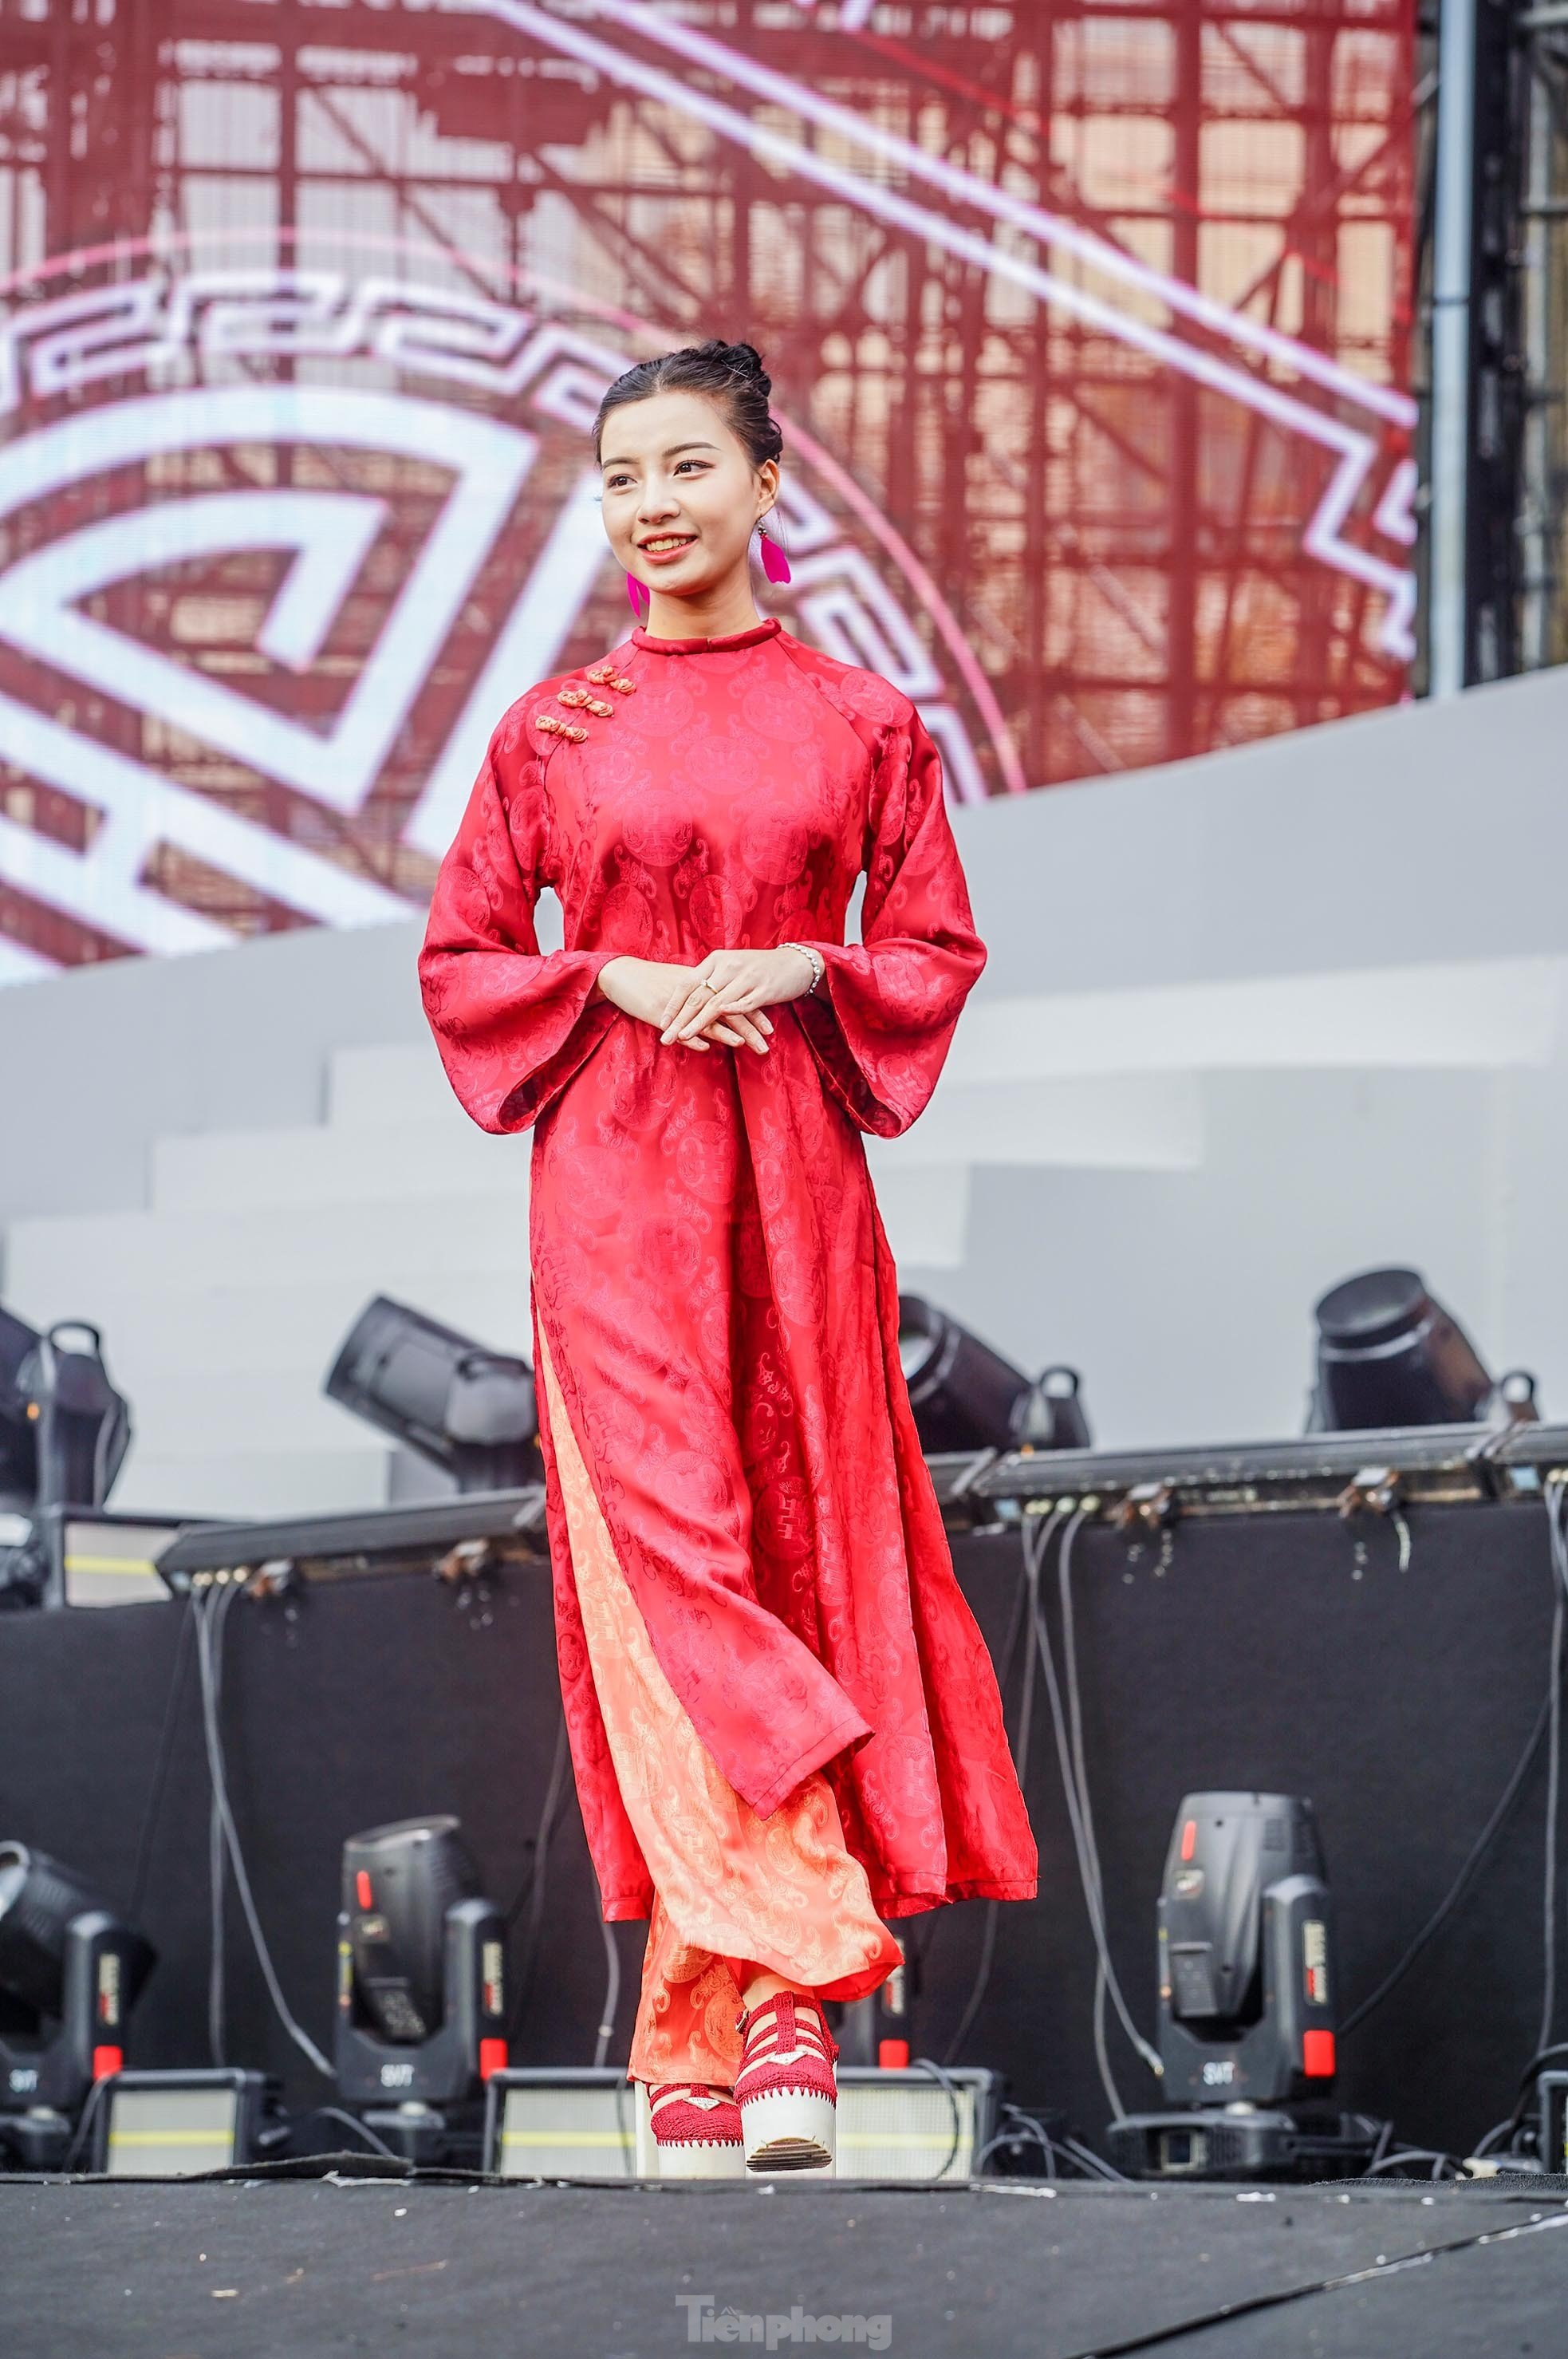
[417,702,622,1134]
[795,700,987,1138]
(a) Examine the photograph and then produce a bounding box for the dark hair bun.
[593,337,784,470]
[723,341,769,389]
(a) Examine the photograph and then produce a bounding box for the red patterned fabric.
[418,614,1038,1925]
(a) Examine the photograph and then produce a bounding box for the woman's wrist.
[782,941,824,996]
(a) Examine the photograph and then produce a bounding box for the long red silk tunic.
[418,613,1038,1923]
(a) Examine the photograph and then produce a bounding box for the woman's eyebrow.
[601,440,720,469]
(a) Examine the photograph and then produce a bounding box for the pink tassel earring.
[758,527,791,586]
[626,570,651,623]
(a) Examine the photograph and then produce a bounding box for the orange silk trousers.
[534,1320,902,2088]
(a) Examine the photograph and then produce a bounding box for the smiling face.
[598,388,779,613]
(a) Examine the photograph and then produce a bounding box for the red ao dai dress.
[418,614,1037,2087]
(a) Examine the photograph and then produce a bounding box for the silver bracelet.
[782,940,824,995]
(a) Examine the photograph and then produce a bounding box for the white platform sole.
[739,2088,837,2174]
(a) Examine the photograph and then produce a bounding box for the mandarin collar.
[630,615,782,656]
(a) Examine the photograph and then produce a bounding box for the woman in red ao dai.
[418,339,1036,2177]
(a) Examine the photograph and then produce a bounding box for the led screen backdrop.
[0,0,1416,984]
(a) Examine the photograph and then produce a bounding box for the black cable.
[1059,2131,1130,2182]
[1510,2038,1568,2097]
[908,2055,964,2179]
[270,2105,403,2162]
[200,1581,241,2068]
[1056,1513,1161,2089]
[506,1708,571,1927]
[1030,1517,1162,2109]
[1471,2036,1568,2157]
[506,1706,573,2041]
[1340,1686,1549,2036]
[593,1912,621,2070]
[1365,2146,1462,2180]
[194,1576,333,2077]
[62,2073,112,2173]
[975,2103,1059,2179]
[128,1593,196,1926]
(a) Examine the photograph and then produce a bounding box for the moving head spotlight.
[1307,1266,1540,1432]
[1108,1793,1374,2181]
[0,1311,133,1608]
[336,1817,507,2159]
[0,1841,155,2164]
[897,1296,1090,1454]
[325,1296,541,1493]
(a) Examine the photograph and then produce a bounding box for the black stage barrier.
[0,1500,1559,2156]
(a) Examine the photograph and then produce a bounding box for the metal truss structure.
[0,1,1417,972]
[1508,1,1568,679]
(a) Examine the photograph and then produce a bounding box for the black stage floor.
[4,2175,1566,2358]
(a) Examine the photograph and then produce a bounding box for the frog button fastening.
[536,713,588,744]
[559,686,615,719]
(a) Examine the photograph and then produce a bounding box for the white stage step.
[329,1038,465,1127]
[9,1192,534,1298]
[21,1273,537,1377]
[151,1117,531,1212]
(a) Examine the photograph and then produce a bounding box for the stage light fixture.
[1014,1364,1093,1454]
[483,2065,998,2182]
[93,2068,270,2176]
[0,1310,132,1608]
[897,1296,1091,1455]
[0,1305,38,1509]
[1308,1266,1503,1431]
[1107,1793,1375,2181]
[336,1816,508,2161]
[0,1841,155,2167]
[485,2066,641,2177]
[325,1296,541,1493]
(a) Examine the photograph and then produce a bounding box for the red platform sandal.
[735,1990,838,2174]
[647,2082,746,2179]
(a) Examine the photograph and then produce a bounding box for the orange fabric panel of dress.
[534,1319,902,2086]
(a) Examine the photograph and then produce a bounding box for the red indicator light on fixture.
[356,1870,372,1910]
[1180,1820,1197,1864]
[92,2045,123,2081]
[877,2038,910,2069]
[479,2037,508,2081]
[1302,2030,1336,2078]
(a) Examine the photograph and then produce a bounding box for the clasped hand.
[597,947,818,1055]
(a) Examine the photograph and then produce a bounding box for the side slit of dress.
[533,1316,903,2088]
